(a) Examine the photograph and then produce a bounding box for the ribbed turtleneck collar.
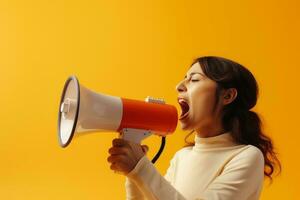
[193,132,238,151]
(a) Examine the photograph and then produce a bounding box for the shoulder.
[175,146,193,157]
[225,145,265,173]
[236,145,264,163]
[168,146,193,163]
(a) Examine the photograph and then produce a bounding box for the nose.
[175,79,187,93]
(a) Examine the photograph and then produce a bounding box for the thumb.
[141,145,149,153]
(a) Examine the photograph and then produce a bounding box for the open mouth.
[178,98,190,120]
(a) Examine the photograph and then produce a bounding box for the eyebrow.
[184,72,204,79]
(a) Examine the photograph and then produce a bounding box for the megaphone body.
[58,76,178,147]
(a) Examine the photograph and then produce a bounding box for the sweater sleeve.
[125,152,177,199]
[125,177,145,200]
[125,152,181,199]
[126,155,187,200]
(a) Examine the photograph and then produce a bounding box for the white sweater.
[125,132,265,200]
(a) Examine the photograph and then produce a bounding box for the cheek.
[190,86,216,118]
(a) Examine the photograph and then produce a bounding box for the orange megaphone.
[57,76,178,148]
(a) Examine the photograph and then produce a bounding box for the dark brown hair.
[184,56,281,183]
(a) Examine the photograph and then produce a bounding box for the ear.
[222,88,238,105]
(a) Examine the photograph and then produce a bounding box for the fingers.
[107,154,127,163]
[108,146,129,155]
[110,162,128,174]
[141,145,149,153]
[112,138,130,147]
[107,155,131,175]
[107,139,149,175]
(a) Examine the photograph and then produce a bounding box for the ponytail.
[228,109,281,182]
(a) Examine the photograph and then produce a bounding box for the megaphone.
[57,76,178,152]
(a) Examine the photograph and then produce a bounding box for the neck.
[193,131,237,151]
[195,124,226,138]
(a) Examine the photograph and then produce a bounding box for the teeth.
[178,98,190,120]
[178,98,187,104]
[178,98,189,109]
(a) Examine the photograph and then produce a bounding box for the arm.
[126,155,187,200]
[125,177,145,200]
[125,152,179,200]
[126,146,264,200]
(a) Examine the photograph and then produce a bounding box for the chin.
[179,121,193,131]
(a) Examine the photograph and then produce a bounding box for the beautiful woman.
[107,56,281,200]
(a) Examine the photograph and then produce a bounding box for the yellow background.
[0,0,299,199]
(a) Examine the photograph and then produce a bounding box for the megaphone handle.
[119,128,152,144]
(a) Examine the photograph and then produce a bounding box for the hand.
[107,138,149,175]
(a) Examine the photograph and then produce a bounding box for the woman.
[107,56,281,200]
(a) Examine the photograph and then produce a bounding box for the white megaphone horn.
[57,76,178,160]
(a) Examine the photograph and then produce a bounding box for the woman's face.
[176,62,222,132]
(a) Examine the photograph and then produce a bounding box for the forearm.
[126,156,187,200]
[125,177,145,200]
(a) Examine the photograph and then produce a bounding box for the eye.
[191,79,199,82]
